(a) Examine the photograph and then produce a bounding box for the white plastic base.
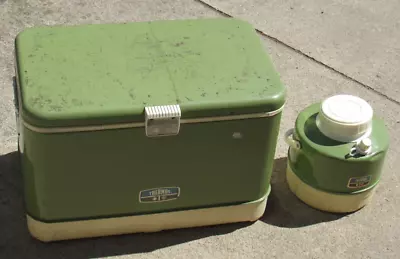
[286,162,375,213]
[27,191,269,242]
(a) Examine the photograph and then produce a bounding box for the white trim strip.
[22,120,145,134]
[181,107,284,124]
[22,105,284,134]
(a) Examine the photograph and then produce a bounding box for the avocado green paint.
[14,18,285,222]
[288,103,389,194]
[21,114,281,222]
[15,18,285,128]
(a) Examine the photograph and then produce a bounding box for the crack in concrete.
[194,0,400,106]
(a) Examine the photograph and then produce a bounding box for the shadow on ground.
[0,152,346,259]
[260,157,348,228]
[0,151,252,259]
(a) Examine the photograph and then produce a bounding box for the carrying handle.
[284,128,301,150]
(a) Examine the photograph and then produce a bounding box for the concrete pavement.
[202,0,400,103]
[0,0,399,258]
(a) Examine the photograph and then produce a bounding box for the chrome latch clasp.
[145,105,181,137]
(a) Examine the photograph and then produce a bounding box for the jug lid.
[316,94,373,142]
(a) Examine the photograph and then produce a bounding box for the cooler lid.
[14,18,286,130]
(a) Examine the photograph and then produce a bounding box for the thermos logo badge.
[347,176,371,188]
[139,187,180,203]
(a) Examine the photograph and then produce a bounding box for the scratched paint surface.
[15,18,285,127]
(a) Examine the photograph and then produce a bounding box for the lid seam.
[21,104,284,134]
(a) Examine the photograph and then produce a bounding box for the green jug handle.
[284,128,301,150]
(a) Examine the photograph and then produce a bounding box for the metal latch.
[145,104,181,137]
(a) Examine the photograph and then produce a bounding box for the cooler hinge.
[145,104,181,137]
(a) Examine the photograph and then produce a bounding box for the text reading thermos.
[284,95,389,213]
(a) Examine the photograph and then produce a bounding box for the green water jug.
[284,95,389,213]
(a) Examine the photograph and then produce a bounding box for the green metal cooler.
[13,18,286,241]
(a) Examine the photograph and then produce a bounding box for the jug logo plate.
[347,176,371,188]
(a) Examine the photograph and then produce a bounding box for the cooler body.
[20,112,282,222]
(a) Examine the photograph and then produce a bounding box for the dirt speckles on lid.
[114,79,122,85]
[49,105,63,112]
[174,42,184,47]
[129,89,135,100]
[71,99,83,106]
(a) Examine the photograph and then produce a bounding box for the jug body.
[285,95,389,213]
